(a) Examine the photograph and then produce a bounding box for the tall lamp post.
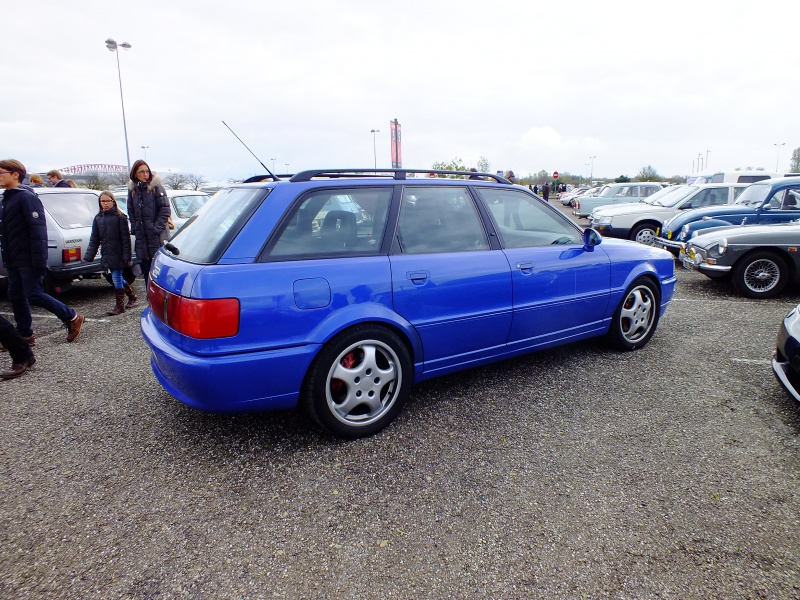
[589,155,596,182]
[141,145,149,161]
[285,163,289,174]
[370,129,380,169]
[270,158,276,173]
[774,142,786,171]
[105,38,132,171]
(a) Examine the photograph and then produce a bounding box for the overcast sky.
[2,0,797,183]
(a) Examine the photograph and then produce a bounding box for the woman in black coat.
[127,159,171,282]
[84,191,136,315]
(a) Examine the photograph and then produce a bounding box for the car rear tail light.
[147,280,239,339]
[62,247,81,263]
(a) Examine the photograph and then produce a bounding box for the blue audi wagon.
[141,169,677,438]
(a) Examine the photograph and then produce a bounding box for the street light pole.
[285,163,289,174]
[141,145,149,161]
[774,142,786,171]
[706,149,710,170]
[589,155,596,181]
[270,158,276,173]
[370,129,380,169]
[105,38,132,171]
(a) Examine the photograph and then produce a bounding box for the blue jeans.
[110,268,125,289]
[6,266,76,337]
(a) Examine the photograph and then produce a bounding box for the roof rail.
[290,168,511,184]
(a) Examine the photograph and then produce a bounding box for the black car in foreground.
[774,303,800,403]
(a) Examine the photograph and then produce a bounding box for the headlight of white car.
[594,216,612,225]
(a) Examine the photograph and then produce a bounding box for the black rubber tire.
[301,325,413,438]
[629,222,660,246]
[731,251,788,299]
[607,277,661,351]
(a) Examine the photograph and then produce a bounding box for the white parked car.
[115,189,209,231]
[573,182,668,217]
[588,183,747,245]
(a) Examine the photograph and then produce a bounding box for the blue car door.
[758,183,800,225]
[390,186,513,375]
[477,188,611,351]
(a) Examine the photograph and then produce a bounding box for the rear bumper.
[141,308,320,413]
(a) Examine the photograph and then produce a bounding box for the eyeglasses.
[100,198,114,203]
[136,169,150,175]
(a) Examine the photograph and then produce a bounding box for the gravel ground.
[1,264,799,599]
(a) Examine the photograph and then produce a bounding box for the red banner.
[390,119,402,168]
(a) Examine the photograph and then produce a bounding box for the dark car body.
[682,222,800,298]
[656,177,800,254]
[773,304,800,403]
[140,168,677,438]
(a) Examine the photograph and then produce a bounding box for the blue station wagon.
[141,169,677,438]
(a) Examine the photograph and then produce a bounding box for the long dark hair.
[130,159,153,184]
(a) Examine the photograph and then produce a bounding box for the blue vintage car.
[141,168,677,438]
[656,177,800,254]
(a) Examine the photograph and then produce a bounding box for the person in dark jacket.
[0,315,35,380]
[46,169,70,188]
[0,159,84,342]
[126,159,170,282]
[84,191,136,315]
[543,182,550,202]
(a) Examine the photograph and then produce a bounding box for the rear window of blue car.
[169,187,267,264]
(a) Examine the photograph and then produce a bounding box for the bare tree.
[163,173,191,190]
[186,173,208,191]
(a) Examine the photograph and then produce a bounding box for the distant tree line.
[79,171,207,191]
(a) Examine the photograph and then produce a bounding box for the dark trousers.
[0,315,34,364]
[6,266,76,337]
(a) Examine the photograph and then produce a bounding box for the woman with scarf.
[127,159,171,283]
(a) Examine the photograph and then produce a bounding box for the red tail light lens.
[148,281,239,339]
[62,247,81,263]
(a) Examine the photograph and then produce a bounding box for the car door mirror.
[583,228,602,251]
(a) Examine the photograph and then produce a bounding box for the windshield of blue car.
[733,184,770,208]
[40,192,99,229]
[168,187,268,264]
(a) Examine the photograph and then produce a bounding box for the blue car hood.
[667,205,751,230]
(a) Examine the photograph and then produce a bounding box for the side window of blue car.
[396,187,489,254]
[478,188,582,248]
[269,188,392,258]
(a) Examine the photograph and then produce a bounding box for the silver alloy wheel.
[743,258,780,293]
[619,285,656,343]
[325,339,402,428]
[633,226,657,245]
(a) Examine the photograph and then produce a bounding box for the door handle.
[407,270,430,285]
[516,262,534,274]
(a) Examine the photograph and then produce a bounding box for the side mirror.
[583,228,602,251]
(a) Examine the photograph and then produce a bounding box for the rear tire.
[607,277,661,350]
[731,251,788,299]
[301,325,413,438]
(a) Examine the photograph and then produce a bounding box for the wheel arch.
[734,247,796,281]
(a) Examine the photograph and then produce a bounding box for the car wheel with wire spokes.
[607,277,661,350]
[731,251,787,299]
[302,325,412,438]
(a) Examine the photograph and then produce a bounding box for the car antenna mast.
[221,120,278,181]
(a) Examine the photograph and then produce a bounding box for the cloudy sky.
[2,0,797,183]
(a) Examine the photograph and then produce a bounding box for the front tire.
[630,222,659,246]
[731,251,788,299]
[302,325,413,438]
[607,277,661,350]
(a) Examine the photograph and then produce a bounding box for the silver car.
[0,187,106,293]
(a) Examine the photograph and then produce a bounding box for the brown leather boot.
[107,290,126,316]
[124,283,138,308]
[65,313,84,342]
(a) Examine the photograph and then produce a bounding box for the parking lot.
[2,255,800,597]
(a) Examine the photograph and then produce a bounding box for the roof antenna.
[221,120,278,181]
